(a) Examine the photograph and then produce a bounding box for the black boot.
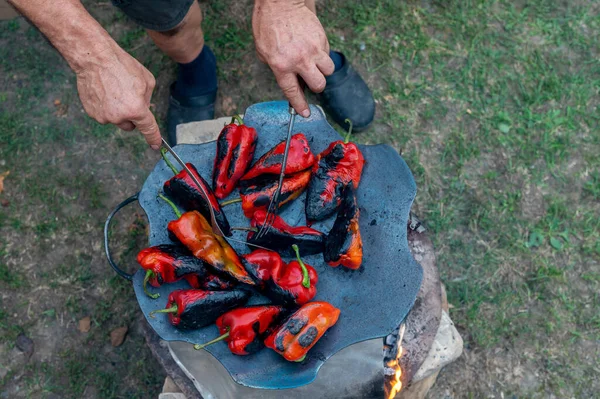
[166,83,217,145]
[317,52,375,132]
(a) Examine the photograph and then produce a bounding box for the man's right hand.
[75,47,162,150]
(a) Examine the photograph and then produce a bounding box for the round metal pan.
[104,101,422,389]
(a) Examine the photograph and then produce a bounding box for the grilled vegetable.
[306,120,365,221]
[264,301,340,362]
[137,244,230,298]
[149,289,251,330]
[184,273,235,291]
[324,186,363,270]
[161,149,231,236]
[241,133,315,181]
[212,115,258,199]
[242,246,318,306]
[239,170,311,219]
[159,194,255,286]
[194,306,285,355]
[246,210,325,256]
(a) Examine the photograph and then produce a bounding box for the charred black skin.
[239,176,301,208]
[324,185,358,263]
[200,274,236,291]
[264,278,298,307]
[298,326,318,348]
[244,308,289,354]
[248,230,324,257]
[164,164,232,236]
[153,244,209,284]
[306,144,346,221]
[176,289,251,330]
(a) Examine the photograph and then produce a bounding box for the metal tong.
[253,104,298,240]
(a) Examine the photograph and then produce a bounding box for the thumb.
[132,110,162,150]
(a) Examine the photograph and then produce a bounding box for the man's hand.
[253,0,334,117]
[8,0,162,150]
[76,47,162,149]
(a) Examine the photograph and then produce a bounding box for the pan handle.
[104,193,140,281]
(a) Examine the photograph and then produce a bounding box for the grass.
[1,0,599,397]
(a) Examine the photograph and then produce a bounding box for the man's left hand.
[253,0,335,117]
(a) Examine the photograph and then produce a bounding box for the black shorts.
[111,0,195,32]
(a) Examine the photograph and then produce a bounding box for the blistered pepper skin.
[264,301,340,362]
[168,211,255,285]
[242,249,318,306]
[163,289,251,330]
[215,306,285,355]
[324,186,363,270]
[212,120,257,199]
[306,141,364,222]
[247,210,325,256]
[241,133,315,181]
[137,244,207,287]
[164,163,232,236]
[239,170,311,219]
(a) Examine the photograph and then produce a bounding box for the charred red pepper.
[239,170,311,218]
[240,249,274,288]
[137,244,232,298]
[184,273,236,291]
[306,120,365,221]
[241,133,315,181]
[161,149,231,236]
[212,115,258,199]
[242,246,317,306]
[194,306,285,355]
[264,301,340,362]
[246,210,325,256]
[324,186,363,270]
[149,289,251,330]
[159,194,255,286]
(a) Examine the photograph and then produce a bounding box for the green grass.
[0,0,599,397]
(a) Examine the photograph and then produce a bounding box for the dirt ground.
[1,0,599,398]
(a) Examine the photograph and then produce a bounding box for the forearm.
[8,0,119,73]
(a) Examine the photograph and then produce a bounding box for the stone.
[78,316,91,333]
[110,326,128,347]
[15,333,34,358]
[162,376,182,394]
[413,311,463,381]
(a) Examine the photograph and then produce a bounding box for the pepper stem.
[231,226,258,232]
[344,118,354,144]
[292,244,310,289]
[158,193,182,218]
[220,197,242,207]
[193,330,230,350]
[143,269,160,299]
[294,354,307,362]
[231,114,244,125]
[160,148,180,175]
[149,304,178,318]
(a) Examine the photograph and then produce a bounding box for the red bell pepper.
[306,120,365,221]
[246,209,325,256]
[241,133,315,181]
[149,289,251,330]
[212,115,258,199]
[239,170,311,218]
[324,186,363,270]
[264,301,340,362]
[194,306,285,355]
[161,150,232,236]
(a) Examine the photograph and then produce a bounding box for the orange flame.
[386,323,406,399]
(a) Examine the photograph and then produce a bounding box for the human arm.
[7,0,162,149]
[252,0,335,117]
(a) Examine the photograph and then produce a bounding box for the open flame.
[385,323,406,399]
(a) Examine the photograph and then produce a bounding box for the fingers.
[299,63,327,94]
[117,121,136,131]
[131,110,162,150]
[315,52,335,77]
[275,72,310,117]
